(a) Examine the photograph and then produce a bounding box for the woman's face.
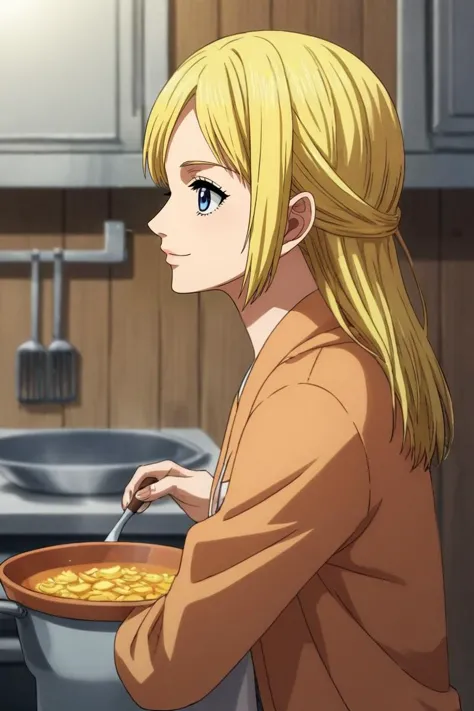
[148,103,251,294]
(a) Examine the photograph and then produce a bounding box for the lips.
[161,249,190,257]
[164,252,189,267]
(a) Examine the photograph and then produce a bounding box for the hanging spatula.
[47,248,78,403]
[15,249,48,404]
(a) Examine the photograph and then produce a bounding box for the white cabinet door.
[398,0,474,152]
[0,0,144,153]
[398,0,474,187]
[143,0,169,127]
[431,0,474,150]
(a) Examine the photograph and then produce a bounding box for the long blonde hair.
[143,30,453,470]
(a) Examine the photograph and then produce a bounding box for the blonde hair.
[143,30,453,470]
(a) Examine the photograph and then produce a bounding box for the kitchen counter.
[0,428,219,537]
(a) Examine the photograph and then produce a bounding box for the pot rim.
[0,541,181,622]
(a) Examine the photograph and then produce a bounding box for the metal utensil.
[47,247,77,402]
[15,249,48,403]
[105,476,157,542]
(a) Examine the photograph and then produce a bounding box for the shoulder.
[262,336,389,409]
[257,337,393,440]
[309,341,389,398]
[247,382,364,459]
[305,340,394,448]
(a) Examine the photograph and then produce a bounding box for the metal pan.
[0,428,210,496]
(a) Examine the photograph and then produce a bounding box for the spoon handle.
[128,476,158,513]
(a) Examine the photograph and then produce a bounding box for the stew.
[26,562,176,602]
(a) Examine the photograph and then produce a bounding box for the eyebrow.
[180,160,235,172]
[179,160,225,168]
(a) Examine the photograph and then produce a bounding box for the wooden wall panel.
[307,0,363,56]
[272,0,308,32]
[63,190,110,428]
[362,0,397,100]
[171,0,218,67]
[398,191,443,509]
[439,191,474,707]
[200,293,253,446]
[158,254,200,428]
[219,0,271,34]
[0,190,63,428]
[157,193,200,428]
[109,190,161,429]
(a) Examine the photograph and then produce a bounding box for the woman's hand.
[122,461,213,523]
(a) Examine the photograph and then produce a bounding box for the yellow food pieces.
[37,583,63,595]
[131,585,153,594]
[34,565,175,602]
[92,580,115,591]
[143,573,163,583]
[78,572,97,584]
[67,583,91,594]
[55,571,78,584]
[59,590,79,599]
[96,565,122,579]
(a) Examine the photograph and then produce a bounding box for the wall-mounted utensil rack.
[6,221,128,405]
[0,221,127,264]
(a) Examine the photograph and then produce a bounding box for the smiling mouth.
[164,252,189,266]
[162,249,191,257]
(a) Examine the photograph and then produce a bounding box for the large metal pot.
[0,541,256,711]
[0,542,181,711]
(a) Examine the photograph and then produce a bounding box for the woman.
[114,31,460,711]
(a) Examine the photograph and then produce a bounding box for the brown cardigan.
[114,290,461,711]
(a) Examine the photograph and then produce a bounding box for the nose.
[148,214,165,237]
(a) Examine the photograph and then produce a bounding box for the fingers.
[134,476,179,504]
[122,460,184,510]
[121,460,170,509]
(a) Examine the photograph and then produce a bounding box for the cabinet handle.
[132,0,144,117]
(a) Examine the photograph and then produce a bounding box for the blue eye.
[189,178,229,215]
[198,186,211,212]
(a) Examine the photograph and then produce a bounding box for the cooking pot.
[0,542,178,711]
[0,541,256,711]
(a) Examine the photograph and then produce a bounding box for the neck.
[220,247,318,358]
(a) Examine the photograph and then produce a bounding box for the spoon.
[105,477,156,542]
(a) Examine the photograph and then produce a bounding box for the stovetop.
[0,428,219,536]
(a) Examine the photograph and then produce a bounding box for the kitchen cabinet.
[0,0,168,188]
[398,0,474,188]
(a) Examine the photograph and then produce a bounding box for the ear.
[280,191,316,256]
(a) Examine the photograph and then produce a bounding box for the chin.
[170,273,206,294]
[170,269,240,295]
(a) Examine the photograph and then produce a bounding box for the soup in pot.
[26,562,176,602]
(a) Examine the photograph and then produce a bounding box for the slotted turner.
[47,247,78,403]
[15,250,48,403]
